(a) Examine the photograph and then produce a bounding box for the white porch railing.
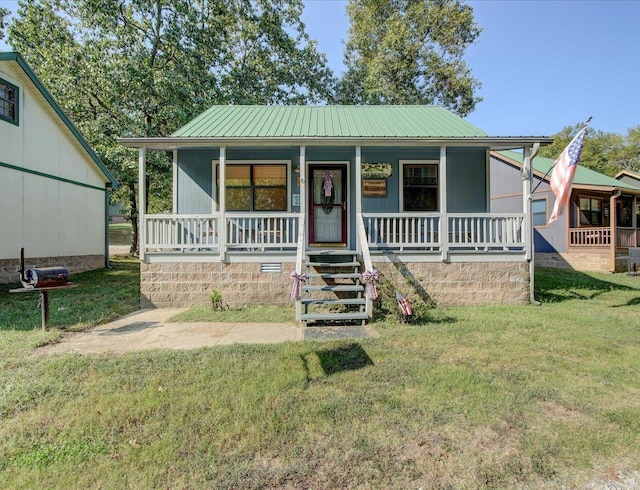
[225,213,300,251]
[356,214,375,318]
[569,227,611,247]
[145,214,218,252]
[144,212,528,255]
[448,213,525,250]
[362,213,526,251]
[362,213,441,251]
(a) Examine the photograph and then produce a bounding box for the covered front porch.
[129,142,538,315]
[119,105,553,312]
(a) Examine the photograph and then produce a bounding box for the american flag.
[548,124,588,223]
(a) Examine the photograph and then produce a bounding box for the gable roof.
[0,51,118,188]
[119,105,553,150]
[494,150,640,193]
[614,169,640,183]
[172,105,488,138]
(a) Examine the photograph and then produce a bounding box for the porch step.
[300,312,369,322]
[305,261,360,268]
[306,272,361,279]
[303,284,364,293]
[301,298,366,306]
[299,250,368,327]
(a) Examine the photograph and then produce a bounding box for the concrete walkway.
[37,308,301,356]
[36,308,376,356]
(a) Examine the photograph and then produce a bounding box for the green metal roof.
[172,105,489,139]
[497,150,640,192]
[0,51,118,188]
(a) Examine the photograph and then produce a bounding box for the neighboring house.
[491,151,640,273]
[119,105,552,323]
[615,169,640,189]
[109,202,128,223]
[0,52,118,284]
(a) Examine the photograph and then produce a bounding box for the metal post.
[40,290,49,331]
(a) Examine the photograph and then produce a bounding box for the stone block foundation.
[535,251,621,273]
[140,260,530,308]
[0,254,104,285]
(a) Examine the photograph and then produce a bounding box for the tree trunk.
[129,181,139,255]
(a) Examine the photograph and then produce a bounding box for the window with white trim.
[401,162,439,211]
[532,199,547,226]
[217,163,287,211]
[0,78,18,125]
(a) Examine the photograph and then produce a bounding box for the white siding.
[0,61,107,261]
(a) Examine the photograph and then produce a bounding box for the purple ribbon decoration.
[290,271,307,300]
[361,269,380,300]
[322,172,334,197]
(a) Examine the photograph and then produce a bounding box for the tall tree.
[0,8,8,40]
[618,125,640,172]
[336,0,481,115]
[539,124,633,177]
[7,0,334,253]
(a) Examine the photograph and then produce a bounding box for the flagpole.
[530,116,592,196]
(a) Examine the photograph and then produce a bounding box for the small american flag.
[548,124,588,223]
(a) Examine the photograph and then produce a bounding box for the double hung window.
[532,199,548,226]
[579,197,606,226]
[401,162,439,211]
[218,164,287,211]
[0,78,18,125]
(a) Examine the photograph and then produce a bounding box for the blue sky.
[302,0,640,137]
[2,0,639,137]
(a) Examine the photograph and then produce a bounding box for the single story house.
[119,105,552,323]
[0,52,118,284]
[491,151,640,273]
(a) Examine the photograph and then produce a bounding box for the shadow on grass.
[535,266,640,303]
[611,296,640,308]
[315,343,374,375]
[300,343,374,385]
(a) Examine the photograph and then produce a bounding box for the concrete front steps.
[300,250,368,326]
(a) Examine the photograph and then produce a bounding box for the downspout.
[105,184,112,268]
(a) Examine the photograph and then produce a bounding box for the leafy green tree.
[336,0,481,115]
[618,125,640,172]
[539,124,634,177]
[7,0,334,253]
[0,8,8,40]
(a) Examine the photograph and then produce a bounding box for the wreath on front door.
[321,172,335,214]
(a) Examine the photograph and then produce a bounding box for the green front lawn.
[1,264,639,488]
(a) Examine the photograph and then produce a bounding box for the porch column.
[634,195,638,247]
[219,146,227,261]
[355,146,362,253]
[138,147,146,261]
[523,146,533,261]
[610,191,619,272]
[299,145,306,221]
[439,146,449,261]
[172,149,178,214]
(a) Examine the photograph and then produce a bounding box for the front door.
[309,165,347,245]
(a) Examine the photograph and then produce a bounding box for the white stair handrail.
[356,213,375,318]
